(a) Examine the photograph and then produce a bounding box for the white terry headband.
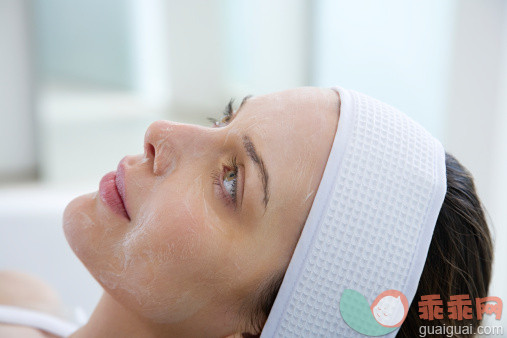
[261,86,447,337]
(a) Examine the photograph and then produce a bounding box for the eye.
[212,156,240,208]
[214,115,232,128]
[223,168,237,200]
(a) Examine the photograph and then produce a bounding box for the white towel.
[260,86,447,337]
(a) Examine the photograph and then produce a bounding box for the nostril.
[145,143,155,160]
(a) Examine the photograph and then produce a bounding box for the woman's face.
[63,87,339,335]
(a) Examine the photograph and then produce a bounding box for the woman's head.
[63,87,340,336]
[63,84,493,337]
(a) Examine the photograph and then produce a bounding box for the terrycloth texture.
[260,86,447,337]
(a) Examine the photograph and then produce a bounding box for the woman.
[0,86,493,337]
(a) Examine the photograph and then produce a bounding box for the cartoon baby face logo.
[371,290,409,327]
[340,289,409,336]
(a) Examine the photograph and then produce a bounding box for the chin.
[62,192,99,261]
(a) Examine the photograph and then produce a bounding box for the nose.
[143,120,209,175]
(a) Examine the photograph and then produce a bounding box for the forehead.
[242,87,337,147]
[233,87,339,214]
[237,87,337,148]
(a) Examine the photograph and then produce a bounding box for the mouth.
[98,156,131,221]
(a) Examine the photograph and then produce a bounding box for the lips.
[98,157,131,221]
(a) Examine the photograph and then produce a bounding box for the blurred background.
[0,0,506,330]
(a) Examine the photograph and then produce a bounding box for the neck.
[70,292,161,338]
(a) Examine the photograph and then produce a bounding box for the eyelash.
[211,156,239,208]
[207,99,234,128]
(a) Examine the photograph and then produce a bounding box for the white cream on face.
[372,295,405,327]
[64,170,213,324]
[95,176,212,324]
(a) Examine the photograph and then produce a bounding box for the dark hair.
[398,152,493,337]
[241,151,493,337]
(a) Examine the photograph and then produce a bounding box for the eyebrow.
[243,135,270,209]
[232,96,270,210]
[243,135,269,209]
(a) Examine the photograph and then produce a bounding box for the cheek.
[100,194,220,323]
[134,197,205,265]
